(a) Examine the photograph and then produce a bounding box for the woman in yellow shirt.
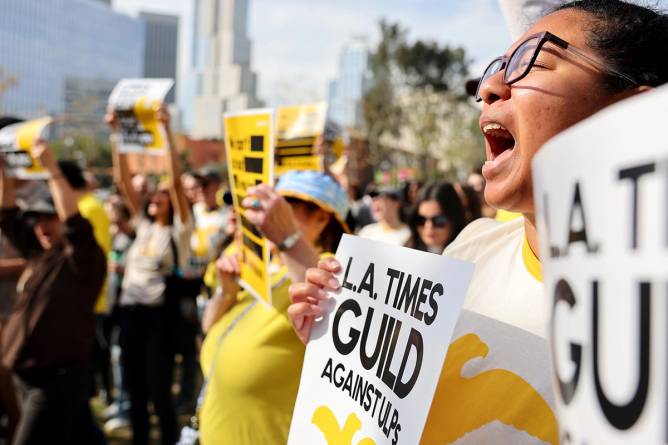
[199,171,349,445]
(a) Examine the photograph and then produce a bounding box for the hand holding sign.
[107,78,174,155]
[288,257,342,343]
[32,139,57,174]
[288,235,473,444]
[242,184,300,246]
[215,253,242,298]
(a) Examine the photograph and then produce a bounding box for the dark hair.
[406,182,466,252]
[458,184,483,223]
[57,160,86,190]
[285,197,344,253]
[553,0,668,91]
[0,116,23,130]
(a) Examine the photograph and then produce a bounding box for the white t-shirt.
[120,216,192,307]
[357,222,411,246]
[187,202,229,276]
[420,217,557,445]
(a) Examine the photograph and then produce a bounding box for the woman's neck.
[155,216,170,227]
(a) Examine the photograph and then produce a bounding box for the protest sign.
[288,234,473,445]
[108,78,174,155]
[0,117,52,179]
[533,84,668,444]
[223,109,274,304]
[275,102,327,176]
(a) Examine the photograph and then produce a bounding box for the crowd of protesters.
[0,0,667,444]
[0,103,489,445]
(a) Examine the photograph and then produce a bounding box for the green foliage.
[362,19,484,179]
[396,41,470,94]
[50,134,112,169]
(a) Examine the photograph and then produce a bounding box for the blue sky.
[249,0,510,104]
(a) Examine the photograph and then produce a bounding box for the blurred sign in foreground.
[108,78,174,155]
[275,102,328,176]
[533,85,668,444]
[223,108,274,305]
[0,117,53,179]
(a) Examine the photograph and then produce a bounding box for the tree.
[362,20,485,180]
[363,20,406,166]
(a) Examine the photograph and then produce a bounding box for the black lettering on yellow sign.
[243,232,264,261]
[244,157,264,174]
[276,137,316,166]
[251,135,264,152]
[240,214,262,239]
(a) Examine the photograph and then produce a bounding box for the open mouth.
[482,123,516,160]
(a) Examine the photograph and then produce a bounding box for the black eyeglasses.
[416,214,449,228]
[475,31,637,102]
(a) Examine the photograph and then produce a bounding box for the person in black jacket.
[0,140,106,445]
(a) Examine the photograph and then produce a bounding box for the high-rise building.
[0,0,144,120]
[140,12,179,103]
[327,37,372,130]
[192,0,262,139]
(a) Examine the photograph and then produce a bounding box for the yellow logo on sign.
[312,406,376,445]
[434,334,558,445]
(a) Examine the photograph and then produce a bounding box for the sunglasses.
[416,214,449,228]
[475,31,637,102]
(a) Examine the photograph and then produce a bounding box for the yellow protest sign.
[275,102,327,176]
[108,78,174,155]
[224,109,274,304]
[0,117,52,179]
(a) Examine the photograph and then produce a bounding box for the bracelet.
[278,230,303,251]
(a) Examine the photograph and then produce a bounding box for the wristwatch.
[278,231,303,251]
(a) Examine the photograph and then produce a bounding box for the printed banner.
[533,85,668,444]
[0,117,52,179]
[275,102,327,176]
[288,234,473,445]
[223,109,274,305]
[108,78,174,155]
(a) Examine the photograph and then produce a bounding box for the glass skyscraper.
[0,0,144,119]
[327,37,372,130]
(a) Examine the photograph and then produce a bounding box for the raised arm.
[0,155,16,209]
[242,184,320,284]
[159,107,191,226]
[33,140,78,221]
[106,110,140,217]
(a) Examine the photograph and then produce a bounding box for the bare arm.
[159,107,190,226]
[0,155,16,209]
[33,140,78,220]
[202,253,242,333]
[277,237,320,284]
[243,184,320,284]
[202,291,237,334]
[0,258,26,278]
[107,110,140,217]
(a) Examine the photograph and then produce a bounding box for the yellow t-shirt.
[200,252,331,445]
[78,193,111,314]
[420,217,557,445]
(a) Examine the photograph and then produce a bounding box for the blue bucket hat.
[276,170,350,233]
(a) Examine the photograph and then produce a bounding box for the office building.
[0,0,144,120]
[140,11,179,103]
[192,0,262,139]
[327,37,372,130]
